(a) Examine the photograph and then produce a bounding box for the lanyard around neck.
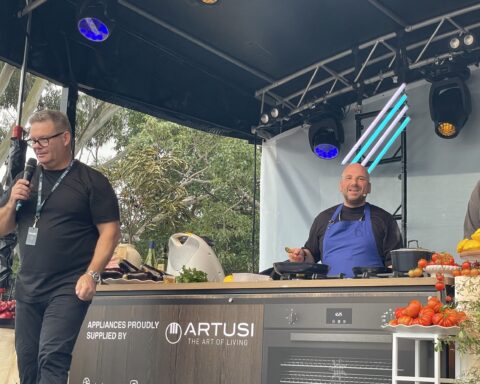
[34,160,75,227]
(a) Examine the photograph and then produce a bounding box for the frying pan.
[273,262,330,276]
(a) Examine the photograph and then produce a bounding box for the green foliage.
[113,117,260,274]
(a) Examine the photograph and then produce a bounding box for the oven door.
[262,330,435,384]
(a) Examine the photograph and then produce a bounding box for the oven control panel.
[326,308,352,325]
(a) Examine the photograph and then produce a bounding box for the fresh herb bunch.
[176,266,208,283]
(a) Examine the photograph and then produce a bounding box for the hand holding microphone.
[14,158,37,212]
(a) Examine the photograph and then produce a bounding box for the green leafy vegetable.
[176,266,208,283]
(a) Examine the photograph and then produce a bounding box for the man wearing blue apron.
[287,164,402,277]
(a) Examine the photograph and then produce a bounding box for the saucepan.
[389,240,433,273]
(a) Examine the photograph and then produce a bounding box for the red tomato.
[395,307,405,319]
[435,282,445,291]
[445,295,453,303]
[462,261,471,270]
[436,274,444,282]
[432,253,439,263]
[427,297,442,313]
[432,311,457,327]
[417,307,434,326]
[403,304,421,318]
[389,319,399,326]
[452,269,461,277]
[456,311,467,324]
[397,315,413,326]
[417,258,428,269]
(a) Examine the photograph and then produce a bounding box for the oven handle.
[290,333,391,343]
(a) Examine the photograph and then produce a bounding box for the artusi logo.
[165,322,183,344]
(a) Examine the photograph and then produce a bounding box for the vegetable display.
[389,297,466,327]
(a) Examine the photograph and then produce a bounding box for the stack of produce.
[457,229,480,253]
[452,261,480,277]
[0,299,15,320]
[389,297,466,327]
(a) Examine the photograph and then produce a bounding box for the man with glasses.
[287,163,402,277]
[0,110,120,384]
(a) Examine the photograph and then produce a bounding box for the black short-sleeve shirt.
[304,204,403,266]
[0,161,119,302]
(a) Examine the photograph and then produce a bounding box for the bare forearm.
[0,203,16,236]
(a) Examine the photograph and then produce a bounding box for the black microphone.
[15,158,38,212]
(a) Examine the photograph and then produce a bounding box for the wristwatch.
[86,270,101,284]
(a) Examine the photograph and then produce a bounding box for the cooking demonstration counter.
[95,276,440,292]
[70,278,447,384]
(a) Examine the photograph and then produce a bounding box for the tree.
[105,116,260,273]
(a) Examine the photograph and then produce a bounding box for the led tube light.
[341,83,406,165]
[351,94,407,164]
[368,116,411,174]
[361,105,409,166]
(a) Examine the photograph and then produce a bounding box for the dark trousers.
[15,295,90,384]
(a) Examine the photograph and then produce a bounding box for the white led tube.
[361,105,409,166]
[341,82,406,165]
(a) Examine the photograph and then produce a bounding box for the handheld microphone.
[362,194,368,197]
[15,158,37,212]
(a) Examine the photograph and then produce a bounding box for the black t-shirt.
[304,203,403,266]
[0,161,119,302]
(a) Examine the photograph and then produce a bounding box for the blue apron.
[322,203,384,277]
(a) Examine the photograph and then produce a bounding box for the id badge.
[26,227,38,246]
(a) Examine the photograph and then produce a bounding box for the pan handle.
[407,239,419,248]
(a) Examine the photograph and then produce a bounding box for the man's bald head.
[339,163,371,208]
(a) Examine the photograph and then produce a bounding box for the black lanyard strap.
[33,160,75,227]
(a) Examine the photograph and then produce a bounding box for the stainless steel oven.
[261,291,450,384]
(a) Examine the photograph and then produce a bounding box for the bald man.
[287,164,402,277]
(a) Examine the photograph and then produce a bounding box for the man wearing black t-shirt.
[0,110,120,384]
[287,163,402,277]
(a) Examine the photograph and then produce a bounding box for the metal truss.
[254,3,480,133]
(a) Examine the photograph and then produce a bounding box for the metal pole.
[16,1,32,126]
[251,133,258,273]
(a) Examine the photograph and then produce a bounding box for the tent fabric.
[1,0,480,141]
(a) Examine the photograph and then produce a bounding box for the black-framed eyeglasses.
[26,131,66,148]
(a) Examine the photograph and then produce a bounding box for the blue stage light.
[78,17,110,42]
[314,143,339,159]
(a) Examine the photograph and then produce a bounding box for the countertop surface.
[97,277,442,292]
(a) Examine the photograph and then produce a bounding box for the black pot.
[390,241,433,272]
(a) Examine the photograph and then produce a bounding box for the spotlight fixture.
[260,113,269,125]
[77,1,114,42]
[449,37,461,50]
[200,0,219,4]
[270,107,279,119]
[448,33,477,51]
[463,33,475,47]
[429,76,471,139]
[308,116,344,160]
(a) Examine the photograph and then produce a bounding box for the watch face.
[88,271,101,283]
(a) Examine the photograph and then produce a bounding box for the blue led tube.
[368,116,411,174]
